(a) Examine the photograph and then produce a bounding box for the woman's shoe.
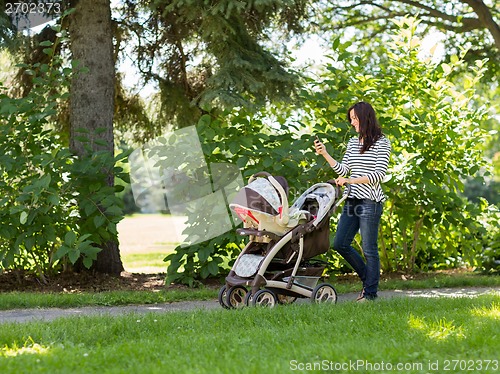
[357,294,377,302]
[356,289,365,301]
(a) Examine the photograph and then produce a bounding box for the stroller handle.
[327,179,351,198]
[341,183,351,197]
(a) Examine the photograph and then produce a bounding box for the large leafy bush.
[0,27,127,279]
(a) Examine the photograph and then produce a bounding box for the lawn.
[117,214,182,273]
[0,294,498,373]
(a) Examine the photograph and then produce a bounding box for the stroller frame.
[219,172,350,308]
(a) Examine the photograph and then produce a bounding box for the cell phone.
[314,135,320,143]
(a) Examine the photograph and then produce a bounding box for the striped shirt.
[332,136,391,202]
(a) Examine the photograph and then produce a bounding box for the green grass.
[121,252,171,270]
[0,295,498,373]
[0,289,217,311]
[0,273,498,311]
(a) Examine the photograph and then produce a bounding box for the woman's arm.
[335,175,369,186]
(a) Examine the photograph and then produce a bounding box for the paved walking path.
[0,286,498,324]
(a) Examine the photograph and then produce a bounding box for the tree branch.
[461,0,500,50]
[327,0,499,51]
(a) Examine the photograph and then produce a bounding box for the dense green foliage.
[0,28,128,278]
[1,1,498,281]
[314,0,500,207]
[165,18,500,285]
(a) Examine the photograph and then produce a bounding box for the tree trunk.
[68,0,124,274]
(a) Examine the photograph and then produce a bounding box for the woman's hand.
[314,139,328,156]
[335,176,350,186]
[314,137,338,168]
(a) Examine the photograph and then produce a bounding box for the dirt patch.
[0,270,180,293]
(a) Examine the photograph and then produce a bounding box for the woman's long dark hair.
[347,101,382,154]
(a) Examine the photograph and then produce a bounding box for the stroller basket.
[283,276,320,289]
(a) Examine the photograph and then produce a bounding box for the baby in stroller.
[218,172,349,308]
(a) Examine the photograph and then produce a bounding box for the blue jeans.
[333,198,383,298]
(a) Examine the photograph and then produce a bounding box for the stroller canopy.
[230,176,288,217]
[289,183,338,226]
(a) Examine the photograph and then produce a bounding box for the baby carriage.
[218,171,349,308]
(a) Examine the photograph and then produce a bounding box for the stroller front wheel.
[225,286,248,309]
[252,289,278,308]
[311,283,337,304]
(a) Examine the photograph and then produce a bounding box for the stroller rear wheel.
[225,286,248,309]
[252,289,278,307]
[311,283,337,304]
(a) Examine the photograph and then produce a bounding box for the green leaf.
[68,249,80,264]
[198,246,212,262]
[441,63,452,75]
[89,183,102,192]
[332,37,340,50]
[105,206,122,216]
[65,231,77,247]
[83,202,98,216]
[95,139,108,147]
[20,211,28,225]
[74,127,90,134]
[200,265,210,279]
[54,245,70,261]
[24,236,35,251]
[81,245,101,258]
[236,156,248,168]
[198,114,211,128]
[94,215,107,228]
[207,261,219,276]
[39,174,51,189]
[48,194,59,206]
[263,158,273,168]
[75,135,90,143]
[39,40,54,47]
[82,257,93,269]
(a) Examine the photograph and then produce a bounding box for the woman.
[314,102,391,301]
